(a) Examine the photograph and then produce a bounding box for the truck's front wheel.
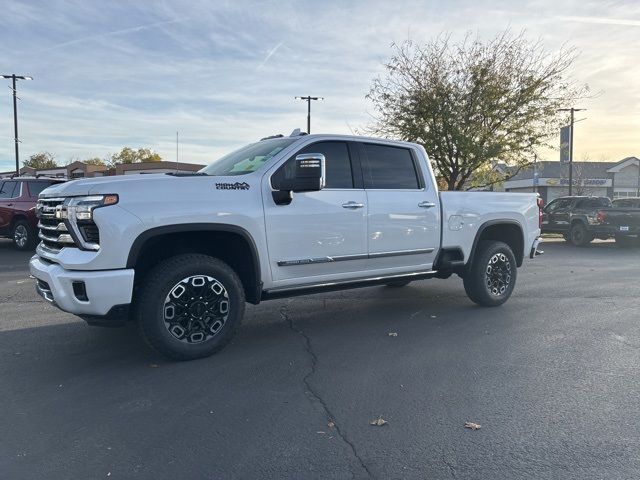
[135,254,245,361]
[463,241,517,307]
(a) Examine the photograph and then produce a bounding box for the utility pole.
[558,107,585,196]
[1,74,33,176]
[636,158,640,197]
[295,96,323,133]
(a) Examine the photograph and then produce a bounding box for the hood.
[40,173,192,198]
[39,173,256,199]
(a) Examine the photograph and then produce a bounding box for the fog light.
[72,281,88,302]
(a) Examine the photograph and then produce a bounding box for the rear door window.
[360,143,420,190]
[579,197,611,209]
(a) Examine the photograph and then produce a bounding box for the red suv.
[0,177,65,250]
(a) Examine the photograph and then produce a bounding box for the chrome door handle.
[342,201,364,209]
[418,201,436,208]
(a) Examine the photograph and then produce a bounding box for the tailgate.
[604,209,640,231]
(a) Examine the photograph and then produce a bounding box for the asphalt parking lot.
[1,238,639,479]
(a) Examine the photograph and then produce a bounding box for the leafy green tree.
[82,157,106,166]
[108,147,161,167]
[367,31,588,190]
[23,152,57,169]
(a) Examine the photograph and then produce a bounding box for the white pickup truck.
[31,133,542,360]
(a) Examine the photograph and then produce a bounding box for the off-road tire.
[463,240,517,307]
[135,254,245,361]
[12,220,36,250]
[569,223,592,247]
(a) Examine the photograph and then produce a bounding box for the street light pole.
[558,107,585,196]
[1,74,33,176]
[295,96,323,134]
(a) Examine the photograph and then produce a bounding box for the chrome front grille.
[37,198,75,252]
[36,196,102,254]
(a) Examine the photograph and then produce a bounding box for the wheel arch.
[127,224,262,304]
[467,220,525,269]
[10,214,28,228]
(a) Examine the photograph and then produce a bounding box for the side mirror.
[272,153,326,205]
[290,153,325,192]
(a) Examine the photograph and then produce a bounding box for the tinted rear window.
[361,144,420,189]
[577,197,611,209]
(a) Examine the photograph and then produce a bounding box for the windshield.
[200,138,298,176]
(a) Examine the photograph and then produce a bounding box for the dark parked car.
[0,177,65,250]
[597,197,640,247]
[541,196,612,246]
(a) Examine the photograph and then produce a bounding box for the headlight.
[55,194,118,221]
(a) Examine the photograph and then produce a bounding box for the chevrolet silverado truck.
[541,196,612,246]
[30,133,542,360]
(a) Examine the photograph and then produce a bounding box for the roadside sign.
[560,125,571,164]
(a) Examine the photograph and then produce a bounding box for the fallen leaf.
[464,422,481,430]
[388,332,398,337]
[327,421,335,428]
[370,416,388,427]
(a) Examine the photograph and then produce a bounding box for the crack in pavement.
[280,301,373,479]
[442,452,457,478]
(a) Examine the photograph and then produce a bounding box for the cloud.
[258,42,283,69]
[0,0,638,171]
[37,17,189,53]
[560,15,640,28]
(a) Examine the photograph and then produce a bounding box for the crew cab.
[541,196,612,246]
[30,133,541,360]
[0,177,65,250]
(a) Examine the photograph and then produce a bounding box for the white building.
[503,157,639,203]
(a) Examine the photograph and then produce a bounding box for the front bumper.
[30,255,135,317]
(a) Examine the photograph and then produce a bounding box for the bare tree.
[367,31,589,190]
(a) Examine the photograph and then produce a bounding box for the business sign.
[560,125,571,164]
[559,178,610,186]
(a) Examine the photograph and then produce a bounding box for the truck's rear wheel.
[463,241,517,307]
[135,254,245,361]
[569,223,592,247]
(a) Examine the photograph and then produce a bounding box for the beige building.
[1,160,205,179]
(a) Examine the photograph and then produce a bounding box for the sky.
[0,0,638,172]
